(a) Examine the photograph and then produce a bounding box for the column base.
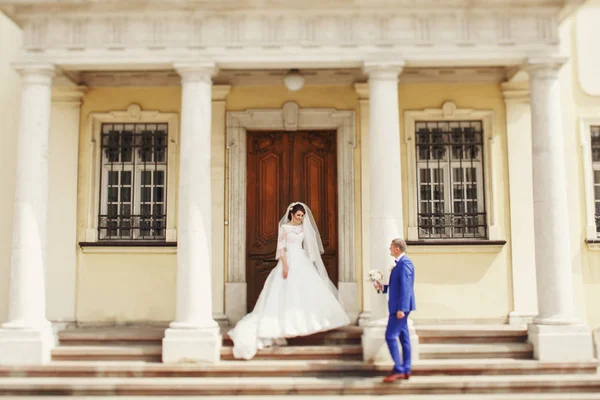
[0,326,54,365]
[508,311,537,325]
[162,326,221,363]
[358,311,372,327]
[361,317,419,363]
[225,282,246,325]
[338,282,359,324]
[528,323,594,361]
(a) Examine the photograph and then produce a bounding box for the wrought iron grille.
[415,120,487,239]
[591,126,600,234]
[98,123,168,240]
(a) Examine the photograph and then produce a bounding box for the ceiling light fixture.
[283,69,305,91]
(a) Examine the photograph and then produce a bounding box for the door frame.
[225,101,358,324]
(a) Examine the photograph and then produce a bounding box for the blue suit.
[382,255,416,374]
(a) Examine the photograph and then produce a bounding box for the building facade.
[0,0,598,365]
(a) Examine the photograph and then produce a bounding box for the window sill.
[405,240,506,254]
[78,241,177,254]
[585,239,600,251]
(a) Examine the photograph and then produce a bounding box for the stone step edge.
[0,374,599,395]
[1,360,597,376]
[51,343,533,355]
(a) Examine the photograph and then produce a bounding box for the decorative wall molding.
[85,104,179,242]
[17,10,559,52]
[1,2,570,69]
[404,101,500,241]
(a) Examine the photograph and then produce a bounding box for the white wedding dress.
[228,223,350,360]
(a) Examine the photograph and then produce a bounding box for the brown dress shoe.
[383,373,406,383]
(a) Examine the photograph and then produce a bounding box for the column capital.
[212,85,231,101]
[501,81,530,104]
[51,86,87,107]
[354,83,369,100]
[363,62,405,81]
[523,57,567,80]
[12,63,55,85]
[174,62,218,84]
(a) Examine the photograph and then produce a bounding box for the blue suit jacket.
[383,256,416,314]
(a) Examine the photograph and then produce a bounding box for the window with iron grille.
[415,120,487,239]
[99,123,168,240]
[591,126,600,235]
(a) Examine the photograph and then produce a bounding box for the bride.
[228,201,350,360]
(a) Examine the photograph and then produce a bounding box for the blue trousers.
[385,312,411,374]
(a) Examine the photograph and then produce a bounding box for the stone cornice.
[0,0,580,15]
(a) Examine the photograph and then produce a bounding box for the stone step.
[30,395,600,400]
[56,325,529,347]
[220,345,363,361]
[416,325,528,344]
[1,374,599,396]
[51,341,533,363]
[52,344,364,362]
[58,326,363,346]
[419,343,534,359]
[52,345,163,362]
[2,359,597,378]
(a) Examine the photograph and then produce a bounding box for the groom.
[374,238,416,383]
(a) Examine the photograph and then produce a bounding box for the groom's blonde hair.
[391,238,407,252]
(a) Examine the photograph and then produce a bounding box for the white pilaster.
[360,62,419,364]
[211,85,231,324]
[0,64,55,365]
[354,83,372,326]
[501,80,538,325]
[47,85,86,328]
[525,59,593,361]
[163,63,221,363]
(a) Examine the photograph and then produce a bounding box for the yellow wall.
[562,4,600,329]
[75,87,181,322]
[0,14,22,324]
[74,84,365,323]
[226,84,358,111]
[399,83,512,322]
[73,83,514,324]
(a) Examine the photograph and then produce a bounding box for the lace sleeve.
[277,228,287,252]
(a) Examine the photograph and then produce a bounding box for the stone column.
[163,63,221,363]
[0,64,55,365]
[501,80,538,325]
[526,59,593,361]
[360,62,419,363]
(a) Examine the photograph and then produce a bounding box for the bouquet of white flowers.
[368,269,384,293]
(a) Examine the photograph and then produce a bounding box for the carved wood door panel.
[246,130,338,312]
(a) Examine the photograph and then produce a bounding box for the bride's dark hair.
[287,203,306,220]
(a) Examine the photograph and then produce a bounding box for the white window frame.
[85,104,178,242]
[404,101,499,241]
[580,116,600,241]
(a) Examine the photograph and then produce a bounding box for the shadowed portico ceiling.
[63,67,509,87]
[0,0,586,70]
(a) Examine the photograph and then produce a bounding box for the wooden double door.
[246,130,338,312]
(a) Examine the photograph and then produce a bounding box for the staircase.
[0,325,598,398]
